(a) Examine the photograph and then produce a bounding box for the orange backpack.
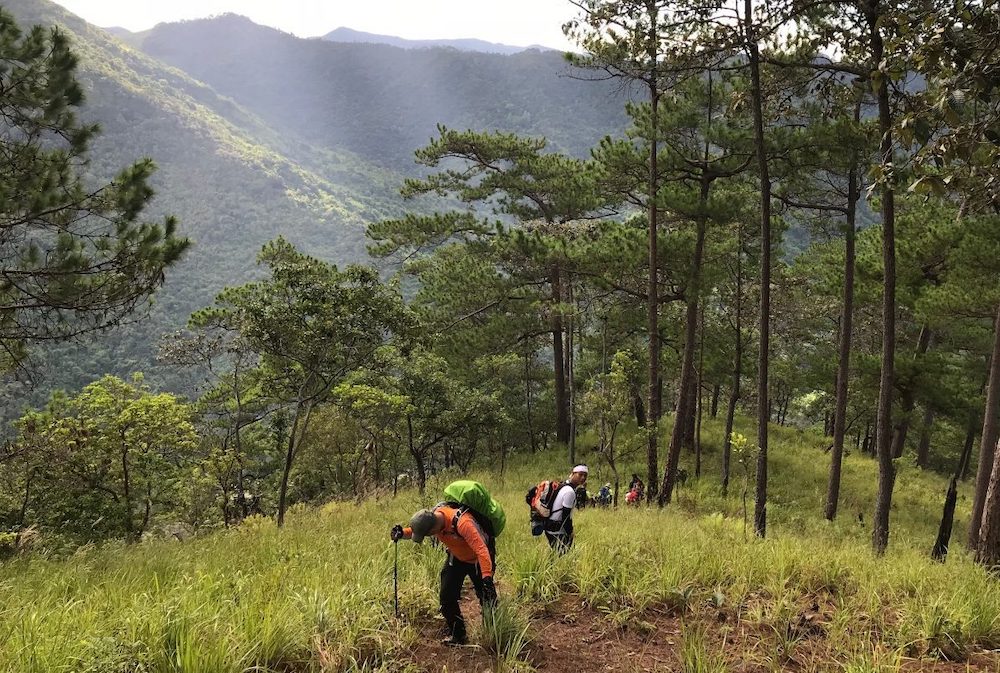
[525,479,565,535]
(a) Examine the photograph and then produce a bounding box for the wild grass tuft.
[680,621,727,673]
[480,600,533,670]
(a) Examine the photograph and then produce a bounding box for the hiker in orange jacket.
[391,504,497,646]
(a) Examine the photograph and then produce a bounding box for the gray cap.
[408,508,439,543]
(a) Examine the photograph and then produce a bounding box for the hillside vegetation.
[3,419,999,673]
[0,0,631,411]
[0,0,412,405]
[4,2,1000,670]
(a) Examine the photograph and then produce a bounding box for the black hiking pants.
[439,537,496,643]
[544,516,573,554]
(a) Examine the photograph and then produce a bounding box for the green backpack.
[442,480,506,538]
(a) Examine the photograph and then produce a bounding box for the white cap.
[572,464,588,474]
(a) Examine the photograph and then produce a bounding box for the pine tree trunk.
[722,223,744,497]
[633,387,647,427]
[891,326,932,459]
[975,444,1000,568]
[551,265,570,444]
[278,401,308,528]
[870,4,897,556]
[656,373,664,421]
[962,416,977,482]
[916,406,934,469]
[567,277,577,464]
[827,201,855,521]
[646,75,661,502]
[746,0,771,538]
[660,177,709,505]
[970,302,1000,550]
[684,372,698,449]
[931,477,960,562]
[525,351,536,453]
[931,421,975,561]
[695,307,705,478]
[711,383,721,418]
[661,279,698,506]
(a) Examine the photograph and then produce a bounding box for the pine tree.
[0,9,189,372]
[369,127,608,451]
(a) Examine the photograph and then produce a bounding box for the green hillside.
[2,418,998,672]
[0,0,633,409]
[5,2,1000,670]
[0,0,413,405]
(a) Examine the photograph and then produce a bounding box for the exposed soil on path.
[402,593,1000,673]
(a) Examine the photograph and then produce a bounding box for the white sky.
[50,0,581,50]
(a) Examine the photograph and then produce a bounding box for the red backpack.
[525,479,565,535]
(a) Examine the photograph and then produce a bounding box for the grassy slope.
[2,417,998,673]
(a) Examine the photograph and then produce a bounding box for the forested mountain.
[0,0,629,409]
[0,0,399,408]
[131,14,628,168]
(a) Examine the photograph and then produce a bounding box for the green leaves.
[202,237,411,403]
[10,374,197,540]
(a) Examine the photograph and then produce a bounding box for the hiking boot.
[442,635,467,647]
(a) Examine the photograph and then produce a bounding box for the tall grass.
[1,417,997,671]
[680,622,727,673]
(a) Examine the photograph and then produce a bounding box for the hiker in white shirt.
[546,464,588,552]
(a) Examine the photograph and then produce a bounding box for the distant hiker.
[526,465,587,553]
[595,483,612,507]
[625,475,644,505]
[575,484,590,509]
[390,480,504,646]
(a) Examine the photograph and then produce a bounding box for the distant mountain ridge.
[320,26,551,54]
[106,20,551,54]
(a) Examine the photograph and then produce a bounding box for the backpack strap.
[443,502,496,545]
[547,481,575,523]
[450,504,466,537]
[439,502,474,539]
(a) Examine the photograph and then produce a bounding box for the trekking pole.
[393,539,399,618]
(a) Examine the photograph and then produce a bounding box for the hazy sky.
[50,0,581,50]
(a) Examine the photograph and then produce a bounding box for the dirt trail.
[403,594,1000,673]
[404,595,681,672]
